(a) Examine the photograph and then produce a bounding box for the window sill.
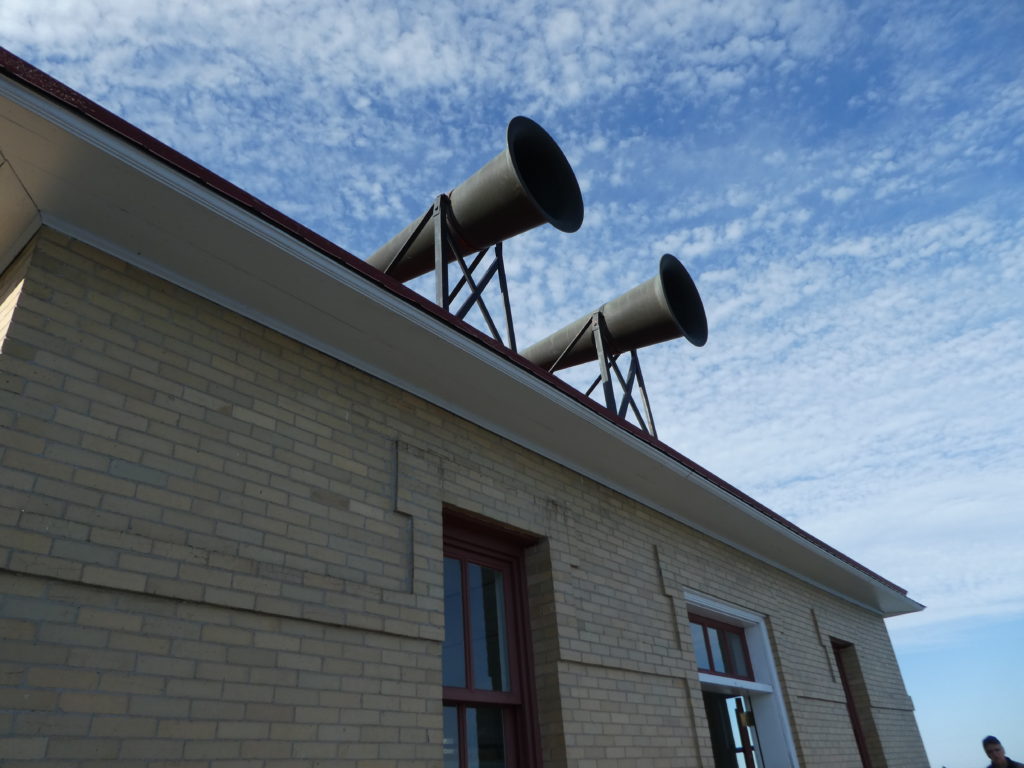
[698,672,774,695]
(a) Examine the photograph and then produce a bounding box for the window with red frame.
[689,613,754,680]
[832,640,874,768]
[442,513,541,768]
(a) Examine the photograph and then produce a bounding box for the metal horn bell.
[367,116,584,282]
[521,254,708,372]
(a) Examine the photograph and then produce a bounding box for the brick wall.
[1,571,434,763]
[0,228,927,766]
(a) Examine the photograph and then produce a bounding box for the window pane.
[443,705,459,768]
[467,706,506,768]
[726,631,750,678]
[691,622,710,670]
[469,564,509,691]
[708,627,726,673]
[443,557,466,688]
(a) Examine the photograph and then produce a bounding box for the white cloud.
[822,185,856,203]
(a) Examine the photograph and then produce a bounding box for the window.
[443,513,541,768]
[690,613,754,680]
[832,640,874,768]
[686,593,799,768]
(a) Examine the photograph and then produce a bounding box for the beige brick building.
[0,50,927,767]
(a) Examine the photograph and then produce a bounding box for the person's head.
[983,736,1007,766]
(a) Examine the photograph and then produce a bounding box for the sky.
[2,1,1022,765]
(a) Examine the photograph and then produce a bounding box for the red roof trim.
[0,46,906,597]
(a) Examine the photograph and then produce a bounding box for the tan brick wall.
[1,571,436,765]
[0,228,926,766]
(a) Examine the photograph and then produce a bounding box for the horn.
[521,254,707,372]
[367,116,584,282]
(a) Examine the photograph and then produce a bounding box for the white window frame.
[685,591,800,768]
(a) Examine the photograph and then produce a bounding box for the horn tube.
[367,116,584,282]
[521,254,707,372]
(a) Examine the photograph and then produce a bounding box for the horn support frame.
[379,193,518,350]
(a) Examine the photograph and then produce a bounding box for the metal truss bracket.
[567,313,658,437]
[431,194,517,352]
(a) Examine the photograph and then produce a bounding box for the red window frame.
[688,613,755,681]
[443,511,542,768]
[832,640,873,768]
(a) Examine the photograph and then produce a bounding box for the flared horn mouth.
[521,255,707,372]
[367,116,584,282]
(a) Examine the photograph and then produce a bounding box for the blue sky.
[3,1,1022,765]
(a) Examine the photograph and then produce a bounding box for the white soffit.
[0,148,40,269]
[0,68,923,618]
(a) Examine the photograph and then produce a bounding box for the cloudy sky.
[2,1,1022,765]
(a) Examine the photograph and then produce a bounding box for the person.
[983,736,1023,768]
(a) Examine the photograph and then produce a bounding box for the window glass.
[726,631,750,679]
[467,705,506,768]
[691,622,710,670]
[707,627,726,673]
[443,557,466,688]
[469,563,510,691]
